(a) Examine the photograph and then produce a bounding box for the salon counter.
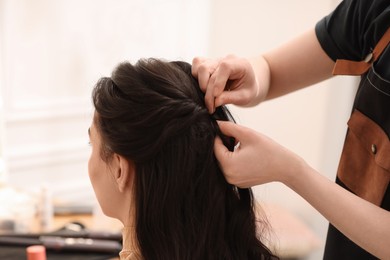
[50,203,321,259]
[8,203,319,260]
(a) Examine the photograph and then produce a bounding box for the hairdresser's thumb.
[214,135,231,165]
[215,91,238,108]
[214,121,240,174]
[215,134,243,186]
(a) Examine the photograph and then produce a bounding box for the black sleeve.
[315,0,390,62]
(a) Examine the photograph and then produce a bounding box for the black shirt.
[316,0,390,79]
[315,0,390,259]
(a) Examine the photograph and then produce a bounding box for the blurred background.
[0,0,358,259]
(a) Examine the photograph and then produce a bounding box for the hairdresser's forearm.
[253,28,334,100]
[282,165,390,259]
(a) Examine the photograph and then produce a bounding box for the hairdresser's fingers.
[191,56,207,77]
[192,57,222,113]
[214,134,241,183]
[191,57,208,91]
[207,56,255,110]
[214,89,252,108]
[214,135,232,163]
[206,59,236,108]
[213,122,243,166]
[214,135,251,188]
[216,120,250,141]
[215,121,265,187]
[194,60,221,113]
[213,122,245,168]
[192,57,219,93]
[205,69,229,113]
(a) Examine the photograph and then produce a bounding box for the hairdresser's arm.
[262,28,334,99]
[214,121,390,259]
[192,28,335,113]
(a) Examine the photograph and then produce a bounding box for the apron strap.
[333,27,390,76]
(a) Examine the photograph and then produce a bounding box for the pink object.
[26,245,47,260]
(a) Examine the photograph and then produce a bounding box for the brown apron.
[324,28,390,260]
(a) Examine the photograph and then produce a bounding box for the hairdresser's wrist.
[249,55,270,106]
[246,56,270,107]
[278,156,311,189]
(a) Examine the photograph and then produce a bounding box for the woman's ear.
[112,154,135,192]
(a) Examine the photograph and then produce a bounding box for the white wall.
[209,0,358,259]
[0,0,360,258]
[0,0,210,206]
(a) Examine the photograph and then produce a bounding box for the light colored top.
[119,227,142,260]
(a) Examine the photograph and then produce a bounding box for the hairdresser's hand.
[214,121,307,188]
[192,55,269,113]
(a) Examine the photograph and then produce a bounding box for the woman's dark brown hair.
[92,58,276,259]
